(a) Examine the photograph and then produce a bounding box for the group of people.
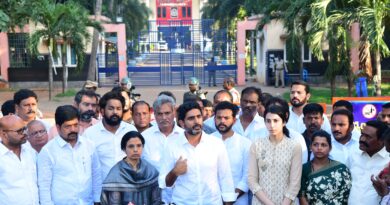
[1,78,390,205]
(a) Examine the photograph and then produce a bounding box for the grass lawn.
[282,83,390,104]
[55,89,78,98]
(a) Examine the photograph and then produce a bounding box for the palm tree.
[29,0,101,98]
[357,0,390,96]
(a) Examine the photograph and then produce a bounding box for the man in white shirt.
[142,95,183,170]
[332,99,361,140]
[131,100,152,133]
[38,105,102,205]
[287,80,331,134]
[142,95,183,203]
[233,86,265,139]
[203,89,234,131]
[83,91,136,180]
[13,89,51,130]
[0,115,39,205]
[212,101,251,205]
[27,120,49,153]
[159,102,236,205]
[329,109,359,164]
[347,120,390,205]
[223,77,240,105]
[302,103,326,161]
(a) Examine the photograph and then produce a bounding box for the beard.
[186,124,203,135]
[290,98,306,108]
[104,114,122,126]
[217,123,234,134]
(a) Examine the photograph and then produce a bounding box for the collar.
[98,120,126,133]
[153,123,183,135]
[0,142,29,156]
[179,132,208,146]
[0,142,9,156]
[332,134,358,146]
[253,113,264,123]
[55,135,81,148]
[359,146,388,158]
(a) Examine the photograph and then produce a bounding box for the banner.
[332,97,390,131]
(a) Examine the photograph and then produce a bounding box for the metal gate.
[127,19,237,86]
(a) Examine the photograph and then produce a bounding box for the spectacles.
[29,129,47,137]
[4,126,27,135]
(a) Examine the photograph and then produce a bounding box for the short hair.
[331,109,354,126]
[333,100,353,112]
[131,101,151,113]
[1,100,15,115]
[159,91,177,103]
[303,103,324,116]
[224,77,235,86]
[55,105,79,126]
[202,99,213,108]
[241,86,262,103]
[261,93,273,106]
[27,120,45,130]
[177,102,202,122]
[291,80,310,94]
[99,91,125,110]
[213,90,233,103]
[383,102,390,109]
[311,130,332,148]
[183,94,202,104]
[120,131,145,151]
[111,86,130,98]
[13,89,38,105]
[383,128,390,142]
[214,101,239,118]
[153,94,176,112]
[265,97,290,122]
[74,90,99,104]
[365,120,389,140]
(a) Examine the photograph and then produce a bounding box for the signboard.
[332,97,390,131]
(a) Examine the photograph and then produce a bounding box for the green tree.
[357,0,390,96]
[28,0,101,99]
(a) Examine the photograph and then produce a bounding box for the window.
[53,44,77,67]
[162,7,166,18]
[283,41,312,62]
[8,33,31,68]
[187,7,191,17]
[157,7,161,18]
[182,7,186,17]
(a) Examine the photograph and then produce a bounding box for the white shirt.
[287,107,331,134]
[142,124,184,203]
[329,137,359,164]
[37,136,102,205]
[159,132,236,205]
[347,147,390,205]
[0,143,39,205]
[203,116,216,131]
[229,87,241,105]
[212,132,251,205]
[142,124,184,171]
[352,128,361,141]
[83,121,136,180]
[233,113,265,140]
[251,127,309,164]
